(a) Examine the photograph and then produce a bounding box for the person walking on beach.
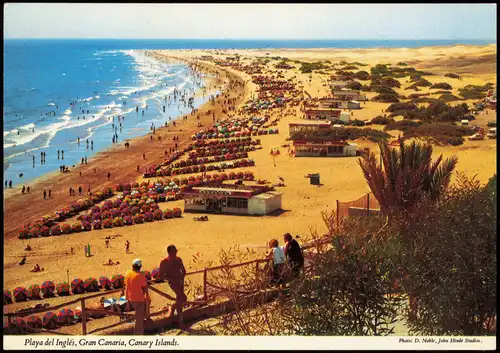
[48,190,52,198]
[107,172,111,181]
[22,185,26,194]
[43,190,47,200]
[84,157,87,164]
[124,258,150,335]
[61,150,64,160]
[105,239,110,248]
[91,140,94,150]
[4,181,7,188]
[27,186,30,194]
[125,240,130,254]
[143,153,146,161]
[57,150,60,159]
[69,187,73,196]
[78,186,82,195]
[87,140,89,149]
[159,245,187,329]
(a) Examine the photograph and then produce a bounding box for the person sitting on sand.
[25,245,32,251]
[19,256,27,266]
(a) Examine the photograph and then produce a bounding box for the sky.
[3,3,497,40]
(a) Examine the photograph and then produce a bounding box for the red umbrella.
[58,309,75,325]
[3,290,13,305]
[27,284,41,299]
[57,282,71,296]
[41,281,55,298]
[141,270,152,281]
[13,287,28,302]
[99,276,112,290]
[84,277,99,292]
[26,315,42,329]
[71,278,85,294]
[151,268,160,280]
[42,312,58,329]
[111,274,124,288]
[12,317,26,329]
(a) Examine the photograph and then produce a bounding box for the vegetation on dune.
[371,115,396,125]
[430,82,453,90]
[444,72,461,79]
[386,102,419,113]
[387,122,473,146]
[409,77,432,87]
[345,81,362,90]
[372,93,400,103]
[439,94,462,102]
[353,70,371,80]
[458,83,494,100]
[290,127,391,143]
[299,61,330,73]
[397,62,408,66]
[343,65,359,70]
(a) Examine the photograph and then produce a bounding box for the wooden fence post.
[203,268,208,302]
[336,200,340,227]
[81,298,87,336]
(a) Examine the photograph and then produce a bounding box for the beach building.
[339,111,351,123]
[289,120,332,135]
[320,100,361,110]
[183,184,283,215]
[331,89,367,102]
[304,109,341,121]
[329,80,351,90]
[293,138,358,157]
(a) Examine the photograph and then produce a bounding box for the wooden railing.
[4,235,332,335]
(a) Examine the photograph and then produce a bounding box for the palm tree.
[358,139,458,219]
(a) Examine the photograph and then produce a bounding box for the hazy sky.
[4,3,497,40]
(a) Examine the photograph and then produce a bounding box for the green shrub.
[385,120,422,131]
[400,123,473,145]
[290,127,391,143]
[430,82,453,90]
[444,73,460,79]
[458,84,492,100]
[345,81,362,90]
[372,93,400,103]
[439,94,462,102]
[387,102,419,113]
[353,70,370,80]
[397,62,408,66]
[371,116,396,125]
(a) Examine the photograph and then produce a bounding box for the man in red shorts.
[159,245,187,328]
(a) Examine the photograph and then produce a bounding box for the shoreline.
[3,53,249,239]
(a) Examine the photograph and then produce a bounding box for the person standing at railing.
[159,245,187,329]
[266,239,286,285]
[283,233,304,279]
[124,258,150,335]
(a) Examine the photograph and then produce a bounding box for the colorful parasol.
[27,284,41,299]
[12,317,27,329]
[58,309,74,325]
[57,282,71,296]
[99,276,112,290]
[151,268,161,280]
[71,278,85,294]
[111,274,124,289]
[42,312,58,329]
[3,290,13,305]
[103,297,117,309]
[84,277,99,292]
[41,281,55,298]
[13,287,28,302]
[141,270,152,281]
[117,296,133,312]
[26,315,42,329]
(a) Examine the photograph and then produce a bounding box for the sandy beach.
[3,44,496,319]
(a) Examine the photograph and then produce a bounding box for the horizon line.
[4,37,497,41]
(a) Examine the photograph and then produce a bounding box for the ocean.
[3,39,495,186]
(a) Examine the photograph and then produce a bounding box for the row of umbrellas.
[8,296,133,330]
[5,270,160,305]
[4,276,124,304]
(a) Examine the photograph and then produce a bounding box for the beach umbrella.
[117,296,133,312]
[103,297,117,309]
[12,317,27,330]
[58,309,74,325]
[74,306,82,321]
[151,268,161,280]
[57,282,71,296]
[141,270,152,281]
[71,278,85,294]
[26,315,42,330]
[111,274,124,289]
[13,287,28,302]
[3,290,13,305]
[98,276,112,290]
[41,281,55,298]
[42,312,58,329]
[84,277,99,292]
[27,284,41,300]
